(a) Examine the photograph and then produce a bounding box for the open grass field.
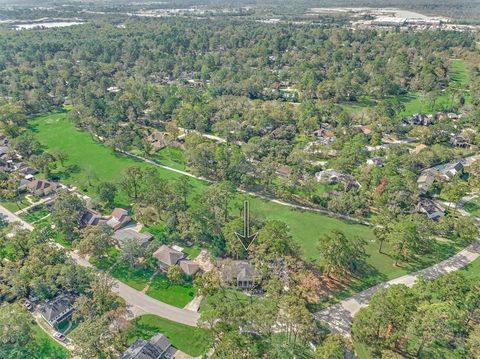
[110,262,156,291]
[28,112,467,298]
[1,196,30,212]
[128,314,211,357]
[146,273,196,308]
[32,323,70,359]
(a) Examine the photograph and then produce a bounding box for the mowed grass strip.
[129,314,211,356]
[146,273,196,308]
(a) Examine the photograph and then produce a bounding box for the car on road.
[53,332,66,342]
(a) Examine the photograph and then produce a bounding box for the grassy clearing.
[129,314,211,357]
[182,245,202,259]
[32,323,70,359]
[464,197,480,217]
[146,273,196,308]
[110,262,155,291]
[89,246,120,271]
[459,256,480,280]
[21,205,50,223]
[1,197,30,212]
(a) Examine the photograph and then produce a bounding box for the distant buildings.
[113,228,153,249]
[315,169,360,190]
[21,179,58,197]
[106,208,131,230]
[121,333,177,359]
[146,131,167,151]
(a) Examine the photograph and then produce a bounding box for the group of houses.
[402,112,462,127]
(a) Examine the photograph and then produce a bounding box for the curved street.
[315,239,480,336]
[0,204,200,327]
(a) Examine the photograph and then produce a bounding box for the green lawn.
[182,245,202,259]
[459,256,480,280]
[129,314,211,357]
[1,197,30,212]
[28,113,194,208]
[110,262,155,291]
[21,205,50,223]
[146,273,196,308]
[464,197,480,217]
[32,323,70,359]
[89,246,120,271]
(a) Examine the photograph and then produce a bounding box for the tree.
[315,335,351,359]
[120,166,144,200]
[97,182,117,208]
[51,192,86,241]
[352,285,416,354]
[0,303,35,358]
[72,315,112,358]
[317,230,367,278]
[50,149,69,167]
[77,225,113,258]
[119,238,143,268]
[31,152,56,178]
[387,220,419,266]
[167,265,183,284]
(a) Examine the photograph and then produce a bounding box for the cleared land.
[28,112,464,298]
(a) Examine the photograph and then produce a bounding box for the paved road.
[0,204,200,327]
[315,239,480,336]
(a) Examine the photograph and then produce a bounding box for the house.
[402,113,433,126]
[276,165,293,178]
[0,158,15,172]
[315,169,342,184]
[23,179,58,197]
[0,145,10,158]
[121,333,177,359]
[417,169,436,189]
[147,131,167,151]
[416,199,445,220]
[153,245,185,271]
[17,163,38,177]
[440,162,463,180]
[366,157,384,167]
[40,294,76,327]
[113,228,153,249]
[107,86,121,93]
[447,113,459,120]
[219,260,258,289]
[179,260,200,276]
[106,208,131,230]
[81,208,104,226]
[450,134,470,148]
[315,169,360,189]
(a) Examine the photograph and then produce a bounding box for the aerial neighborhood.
[1,1,480,358]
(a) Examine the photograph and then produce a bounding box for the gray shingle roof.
[121,333,177,359]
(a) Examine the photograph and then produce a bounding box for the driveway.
[0,204,200,327]
[315,240,480,336]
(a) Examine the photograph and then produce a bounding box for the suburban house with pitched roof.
[106,208,131,230]
[21,179,58,197]
[40,294,76,327]
[219,260,258,289]
[146,131,167,151]
[121,333,177,359]
[113,228,153,249]
[153,245,200,276]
